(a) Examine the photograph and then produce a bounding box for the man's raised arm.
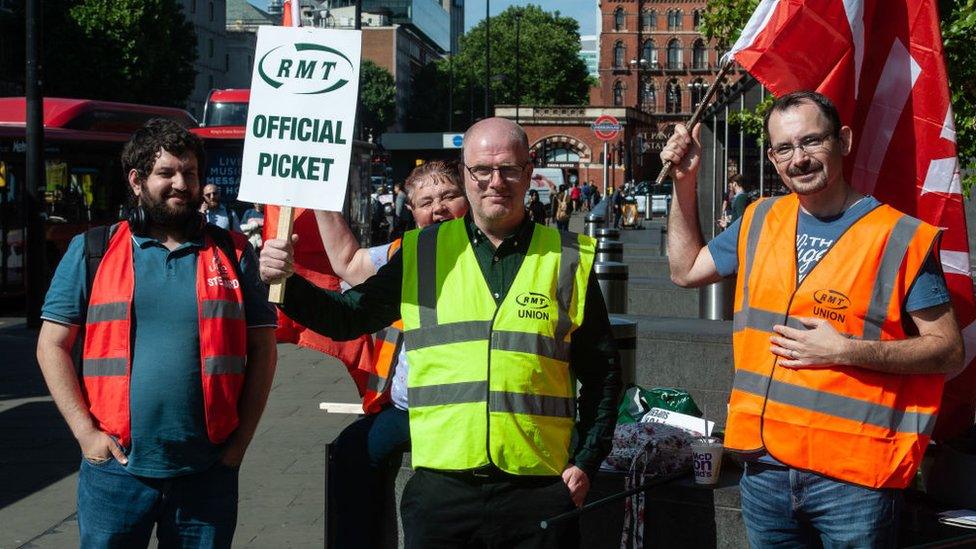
[661,123,723,288]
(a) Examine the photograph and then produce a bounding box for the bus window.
[205,102,249,127]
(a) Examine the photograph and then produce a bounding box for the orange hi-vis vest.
[726,194,943,489]
[81,222,249,448]
[362,238,404,414]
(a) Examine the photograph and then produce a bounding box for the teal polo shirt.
[42,228,277,478]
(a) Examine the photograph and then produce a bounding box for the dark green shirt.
[282,215,621,478]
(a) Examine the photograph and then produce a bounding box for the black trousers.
[400,468,579,549]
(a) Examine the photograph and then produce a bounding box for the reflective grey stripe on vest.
[733,306,806,334]
[202,300,244,320]
[489,391,574,418]
[87,301,128,323]
[410,380,487,407]
[862,215,922,341]
[409,381,574,418]
[416,224,441,328]
[367,373,387,393]
[492,331,570,362]
[83,357,128,376]
[375,325,402,345]
[555,231,578,344]
[741,197,780,308]
[733,369,935,435]
[406,320,491,350]
[205,356,245,375]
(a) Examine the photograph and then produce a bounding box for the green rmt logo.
[258,43,354,95]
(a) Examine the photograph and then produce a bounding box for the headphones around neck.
[126,203,206,239]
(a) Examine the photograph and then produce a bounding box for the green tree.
[407,5,593,132]
[358,60,396,139]
[703,0,976,193]
[0,0,197,107]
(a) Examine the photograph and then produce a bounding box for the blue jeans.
[77,457,239,548]
[330,405,410,548]
[739,461,901,548]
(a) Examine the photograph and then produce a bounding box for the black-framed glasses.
[464,163,527,183]
[768,132,835,162]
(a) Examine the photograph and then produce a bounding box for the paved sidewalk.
[0,317,360,548]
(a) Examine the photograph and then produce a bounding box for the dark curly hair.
[121,118,205,184]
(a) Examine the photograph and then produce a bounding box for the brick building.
[596,0,742,121]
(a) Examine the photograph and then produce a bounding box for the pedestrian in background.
[200,183,241,232]
[664,91,962,547]
[582,180,595,211]
[552,184,571,230]
[717,174,755,230]
[261,117,621,548]
[570,181,582,212]
[527,189,548,225]
[36,119,278,548]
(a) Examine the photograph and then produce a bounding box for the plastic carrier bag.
[617,386,702,425]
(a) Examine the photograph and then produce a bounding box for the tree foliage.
[406,5,593,132]
[358,60,396,140]
[704,0,976,193]
[0,0,197,107]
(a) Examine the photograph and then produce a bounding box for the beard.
[139,184,202,230]
[784,159,828,195]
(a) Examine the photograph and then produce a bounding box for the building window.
[614,7,625,31]
[690,78,707,108]
[694,9,703,29]
[668,9,682,31]
[667,39,682,70]
[209,1,214,21]
[643,80,656,112]
[642,39,655,67]
[613,81,624,106]
[641,9,656,31]
[666,79,682,113]
[614,41,625,68]
[693,39,707,69]
[545,147,581,164]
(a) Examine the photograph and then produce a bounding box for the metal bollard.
[699,277,734,320]
[595,239,623,264]
[609,316,637,387]
[596,227,620,241]
[584,213,605,238]
[595,261,628,314]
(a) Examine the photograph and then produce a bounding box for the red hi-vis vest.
[81,222,248,448]
[362,238,404,414]
[726,194,943,489]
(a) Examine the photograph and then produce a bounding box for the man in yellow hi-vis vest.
[260,118,621,548]
[662,91,963,547]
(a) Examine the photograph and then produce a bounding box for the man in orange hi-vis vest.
[261,160,468,548]
[662,91,963,547]
[35,120,278,548]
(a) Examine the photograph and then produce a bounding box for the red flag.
[730,0,974,439]
[281,0,301,27]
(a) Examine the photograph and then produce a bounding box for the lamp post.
[484,0,490,119]
[514,9,523,124]
[25,0,45,328]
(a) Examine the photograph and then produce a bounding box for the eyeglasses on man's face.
[768,131,835,163]
[464,163,527,183]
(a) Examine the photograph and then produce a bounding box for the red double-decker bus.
[0,97,197,300]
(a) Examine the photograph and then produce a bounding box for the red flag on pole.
[265,1,376,397]
[729,0,974,439]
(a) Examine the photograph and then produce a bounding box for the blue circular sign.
[453,135,464,147]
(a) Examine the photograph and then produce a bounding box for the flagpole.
[654,59,736,185]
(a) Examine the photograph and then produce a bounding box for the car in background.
[634,180,673,217]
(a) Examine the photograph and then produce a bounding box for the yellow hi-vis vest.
[401,218,596,475]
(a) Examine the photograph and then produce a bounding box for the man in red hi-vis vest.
[36,119,278,548]
[261,160,468,548]
[663,91,963,546]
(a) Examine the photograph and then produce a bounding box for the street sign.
[591,114,622,142]
[237,26,362,212]
[442,133,464,149]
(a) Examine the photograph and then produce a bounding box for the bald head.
[463,118,530,165]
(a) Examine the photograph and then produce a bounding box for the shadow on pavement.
[0,319,80,511]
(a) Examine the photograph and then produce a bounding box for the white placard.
[237,26,362,212]
[442,133,464,149]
